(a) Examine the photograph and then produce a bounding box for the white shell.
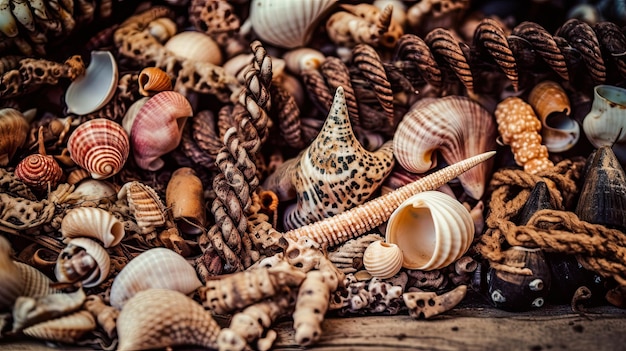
[22,310,96,344]
[72,179,118,202]
[165,31,223,65]
[363,240,403,279]
[61,207,125,248]
[122,97,149,136]
[583,85,626,161]
[54,238,111,288]
[385,191,474,271]
[0,236,23,310]
[65,51,118,115]
[110,248,202,309]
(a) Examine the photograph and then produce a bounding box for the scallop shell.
[65,51,118,115]
[249,0,338,49]
[527,80,579,152]
[117,181,167,234]
[0,236,23,310]
[109,248,202,309]
[362,240,403,279]
[61,207,125,248]
[54,238,110,288]
[22,310,96,344]
[165,31,223,65]
[0,108,30,166]
[67,118,130,180]
[138,67,172,96]
[582,85,626,161]
[130,91,193,171]
[393,96,497,199]
[385,191,474,271]
[15,154,63,190]
[117,289,220,351]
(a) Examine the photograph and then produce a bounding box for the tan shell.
[393,96,497,199]
[71,179,118,203]
[166,167,206,235]
[148,17,177,43]
[117,289,220,351]
[138,67,172,96]
[283,48,326,75]
[363,240,403,279]
[66,168,90,186]
[0,108,30,166]
[117,181,167,234]
[0,236,23,310]
[65,51,118,115]
[385,191,474,270]
[15,154,63,190]
[583,85,626,157]
[15,262,59,298]
[54,238,111,288]
[22,310,96,344]
[61,207,125,248]
[109,248,202,309]
[165,31,223,65]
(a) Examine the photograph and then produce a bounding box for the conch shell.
[60,207,125,248]
[362,240,403,279]
[0,108,30,166]
[54,238,110,288]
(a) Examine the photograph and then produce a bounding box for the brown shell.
[473,18,518,91]
[138,67,172,96]
[0,108,30,166]
[117,181,167,234]
[15,154,63,190]
[394,33,443,91]
[509,21,569,81]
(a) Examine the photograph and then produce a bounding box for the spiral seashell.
[54,238,110,288]
[283,48,326,75]
[363,240,403,279]
[15,153,63,191]
[117,181,167,234]
[385,191,474,271]
[165,31,223,66]
[166,167,205,235]
[527,80,579,152]
[473,18,518,91]
[15,262,59,298]
[425,28,473,93]
[138,67,172,96]
[0,236,23,310]
[117,289,220,351]
[509,21,569,81]
[393,96,497,199]
[0,108,30,166]
[65,51,119,115]
[61,207,125,248]
[110,248,202,309]
[21,310,95,344]
[67,118,130,180]
[130,91,193,171]
[249,0,337,49]
[555,18,605,85]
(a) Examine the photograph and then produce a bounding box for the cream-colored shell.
[54,238,111,288]
[109,248,202,309]
[583,85,626,160]
[71,179,118,203]
[61,207,125,248]
[15,262,59,298]
[363,240,403,279]
[283,48,326,75]
[385,191,474,270]
[165,31,223,65]
[22,310,96,344]
[65,51,119,115]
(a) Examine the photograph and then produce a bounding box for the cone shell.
[65,51,118,115]
[0,236,23,310]
[67,118,130,180]
[363,240,403,279]
[393,96,497,199]
[117,181,167,233]
[61,207,125,248]
[130,91,193,171]
[0,108,30,166]
[385,191,474,270]
[15,154,63,190]
[117,289,220,351]
[164,31,223,65]
[22,310,96,344]
[109,248,202,309]
[54,238,110,288]
[249,0,337,49]
[138,67,172,96]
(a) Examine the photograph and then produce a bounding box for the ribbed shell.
[393,96,496,199]
[164,31,223,65]
[15,154,63,190]
[138,67,172,96]
[15,262,59,298]
[0,108,30,166]
[363,240,403,279]
[67,118,130,180]
[22,310,96,344]
[385,191,474,270]
[0,237,23,310]
[117,289,220,351]
[54,238,111,288]
[131,91,192,171]
[65,51,119,115]
[117,181,167,233]
[61,207,125,248]
[109,248,202,309]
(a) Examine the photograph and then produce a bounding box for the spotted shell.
[138,67,172,96]
[54,238,111,288]
[0,108,30,166]
[393,96,497,199]
[117,181,167,234]
[362,240,403,279]
[15,153,63,191]
[61,207,125,248]
[22,310,96,344]
[67,118,130,180]
[0,236,23,310]
[109,248,202,309]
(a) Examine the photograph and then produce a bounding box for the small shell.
[71,179,118,203]
[0,108,30,166]
[15,154,63,190]
[166,167,205,235]
[148,17,177,43]
[65,51,119,115]
[66,168,90,186]
[138,67,172,96]
[109,248,202,309]
[165,31,223,65]
[0,236,23,310]
[582,85,626,161]
[121,97,149,136]
[54,238,110,288]
[15,262,59,298]
[67,118,130,180]
[22,310,96,344]
[61,207,125,248]
[283,48,326,75]
[130,91,193,171]
[117,181,167,234]
[363,240,403,279]
[385,191,474,271]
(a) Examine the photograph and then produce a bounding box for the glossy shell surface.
[363,240,403,279]
[61,207,125,248]
[65,51,119,115]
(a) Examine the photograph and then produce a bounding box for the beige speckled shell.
[61,207,125,248]
[117,181,167,234]
[109,248,202,309]
[385,191,474,270]
[363,240,403,279]
[0,237,23,310]
[165,31,223,65]
[54,238,111,288]
[22,310,96,344]
[0,108,30,166]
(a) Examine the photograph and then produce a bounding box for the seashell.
[67,118,130,180]
[385,191,474,271]
[166,167,205,235]
[138,67,172,96]
[12,288,86,332]
[117,289,220,351]
[148,17,177,43]
[15,153,63,191]
[403,285,467,319]
[0,236,23,310]
[66,168,90,186]
[278,86,395,230]
[110,248,201,309]
[0,108,30,166]
[249,0,337,49]
[283,48,326,75]
[362,240,403,279]
[15,262,59,298]
[527,80,579,152]
[65,51,119,115]
[21,310,96,344]
[71,179,117,203]
[582,85,626,163]
[165,31,223,65]
[121,97,149,136]
[393,96,497,199]
[61,207,125,248]
[54,238,110,288]
[513,181,552,227]
[130,91,193,171]
[117,181,167,234]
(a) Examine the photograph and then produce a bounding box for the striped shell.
[15,262,59,298]
[393,96,497,199]
[61,207,125,248]
[362,240,403,279]
[22,310,96,344]
[130,91,193,171]
[67,118,130,180]
[117,181,167,234]
[65,51,118,115]
[15,154,63,190]
[117,289,220,351]
[110,248,202,309]
[0,236,23,310]
[138,67,172,96]
[0,108,30,166]
[54,238,110,288]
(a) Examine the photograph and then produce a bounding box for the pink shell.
[68,119,130,180]
[130,91,193,171]
[15,154,63,190]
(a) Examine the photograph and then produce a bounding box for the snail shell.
[138,67,172,97]
[15,262,59,298]
[15,154,63,191]
[0,108,30,166]
[22,310,96,344]
[363,240,403,279]
[54,238,110,288]
[61,207,125,248]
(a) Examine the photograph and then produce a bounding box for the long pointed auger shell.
[284,151,496,247]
